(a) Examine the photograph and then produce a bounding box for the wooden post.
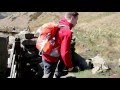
[0,34,9,78]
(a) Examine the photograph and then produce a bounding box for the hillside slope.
[0,12,14,19]
[0,12,120,60]
[1,12,120,78]
[0,12,64,31]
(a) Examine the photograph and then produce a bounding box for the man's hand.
[68,67,74,72]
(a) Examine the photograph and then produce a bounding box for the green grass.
[74,13,120,59]
[73,70,109,78]
[72,66,120,78]
[76,12,116,26]
[75,28,120,60]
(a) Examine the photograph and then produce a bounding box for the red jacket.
[42,17,73,68]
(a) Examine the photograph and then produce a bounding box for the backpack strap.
[54,25,69,37]
[59,24,69,28]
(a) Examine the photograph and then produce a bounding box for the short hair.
[65,12,79,19]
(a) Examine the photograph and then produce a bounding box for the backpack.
[36,22,61,57]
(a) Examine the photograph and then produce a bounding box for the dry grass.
[29,12,62,31]
[74,12,120,60]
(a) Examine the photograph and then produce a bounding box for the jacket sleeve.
[60,31,73,68]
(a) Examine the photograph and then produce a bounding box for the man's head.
[65,12,79,27]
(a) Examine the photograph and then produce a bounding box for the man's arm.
[60,31,73,69]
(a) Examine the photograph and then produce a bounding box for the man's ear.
[71,16,74,21]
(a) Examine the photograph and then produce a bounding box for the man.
[42,12,79,78]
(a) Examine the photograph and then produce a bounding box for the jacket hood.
[59,17,73,30]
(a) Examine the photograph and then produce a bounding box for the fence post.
[0,34,9,78]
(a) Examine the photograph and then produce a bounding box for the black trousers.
[42,57,65,78]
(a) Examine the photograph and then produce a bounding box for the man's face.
[71,16,78,27]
